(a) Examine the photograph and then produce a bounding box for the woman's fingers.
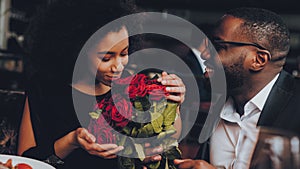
[158,72,186,104]
[90,144,124,158]
[75,128,123,158]
[77,128,96,143]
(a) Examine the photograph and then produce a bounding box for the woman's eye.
[102,58,110,62]
[100,56,110,62]
[120,52,128,57]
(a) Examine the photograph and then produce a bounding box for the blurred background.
[0,0,299,156]
[0,0,299,92]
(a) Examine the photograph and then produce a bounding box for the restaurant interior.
[0,0,299,158]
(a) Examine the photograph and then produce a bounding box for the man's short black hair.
[225,7,290,59]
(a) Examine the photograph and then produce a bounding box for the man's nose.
[199,39,213,60]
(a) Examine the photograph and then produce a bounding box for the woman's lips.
[107,75,121,81]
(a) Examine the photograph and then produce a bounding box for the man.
[174,7,300,169]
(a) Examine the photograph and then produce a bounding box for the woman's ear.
[250,50,271,71]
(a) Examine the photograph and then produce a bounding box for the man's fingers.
[174,159,195,169]
[145,146,163,156]
[174,159,187,165]
[143,155,162,163]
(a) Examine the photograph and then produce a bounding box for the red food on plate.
[15,163,33,169]
[0,159,33,169]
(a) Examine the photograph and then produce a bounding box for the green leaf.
[95,108,102,114]
[146,161,161,169]
[88,111,100,119]
[156,130,176,141]
[118,156,135,169]
[150,112,163,133]
[134,101,144,111]
[134,143,146,161]
[162,102,178,131]
[135,123,155,137]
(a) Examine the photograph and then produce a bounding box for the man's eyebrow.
[211,37,222,41]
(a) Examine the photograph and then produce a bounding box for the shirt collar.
[191,48,206,73]
[220,73,279,121]
[247,73,279,112]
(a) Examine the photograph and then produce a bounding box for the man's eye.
[214,43,227,51]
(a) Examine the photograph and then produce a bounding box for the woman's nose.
[111,58,124,72]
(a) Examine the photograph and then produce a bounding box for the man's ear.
[250,50,271,71]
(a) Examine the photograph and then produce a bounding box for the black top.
[23,74,117,169]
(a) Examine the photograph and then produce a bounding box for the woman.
[17,0,185,168]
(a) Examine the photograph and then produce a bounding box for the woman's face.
[89,26,129,87]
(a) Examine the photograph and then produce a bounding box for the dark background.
[0,0,299,156]
[1,0,300,91]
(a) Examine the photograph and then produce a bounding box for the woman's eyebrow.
[97,51,115,55]
[122,46,129,51]
[97,46,129,55]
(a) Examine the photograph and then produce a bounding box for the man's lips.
[204,61,214,78]
[204,67,214,78]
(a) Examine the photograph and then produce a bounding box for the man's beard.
[224,56,246,94]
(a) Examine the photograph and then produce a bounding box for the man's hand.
[174,159,217,169]
[141,143,163,169]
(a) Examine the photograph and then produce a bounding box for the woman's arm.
[18,98,123,160]
[17,97,36,155]
[54,128,124,159]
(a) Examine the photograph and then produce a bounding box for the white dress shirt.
[210,74,279,169]
[191,48,206,73]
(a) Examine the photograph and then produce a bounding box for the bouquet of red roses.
[88,69,181,169]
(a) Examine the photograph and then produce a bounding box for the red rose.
[113,75,134,85]
[96,126,116,144]
[95,98,112,125]
[88,115,114,144]
[146,83,169,101]
[111,94,133,128]
[128,74,149,99]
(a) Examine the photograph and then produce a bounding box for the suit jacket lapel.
[257,71,294,126]
[185,50,203,73]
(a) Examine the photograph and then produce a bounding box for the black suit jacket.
[196,70,300,161]
[182,49,211,102]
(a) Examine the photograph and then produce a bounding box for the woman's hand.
[54,128,124,159]
[157,71,186,104]
[75,128,124,158]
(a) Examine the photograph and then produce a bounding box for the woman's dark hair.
[23,0,139,83]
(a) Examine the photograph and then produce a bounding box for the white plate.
[0,154,55,169]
